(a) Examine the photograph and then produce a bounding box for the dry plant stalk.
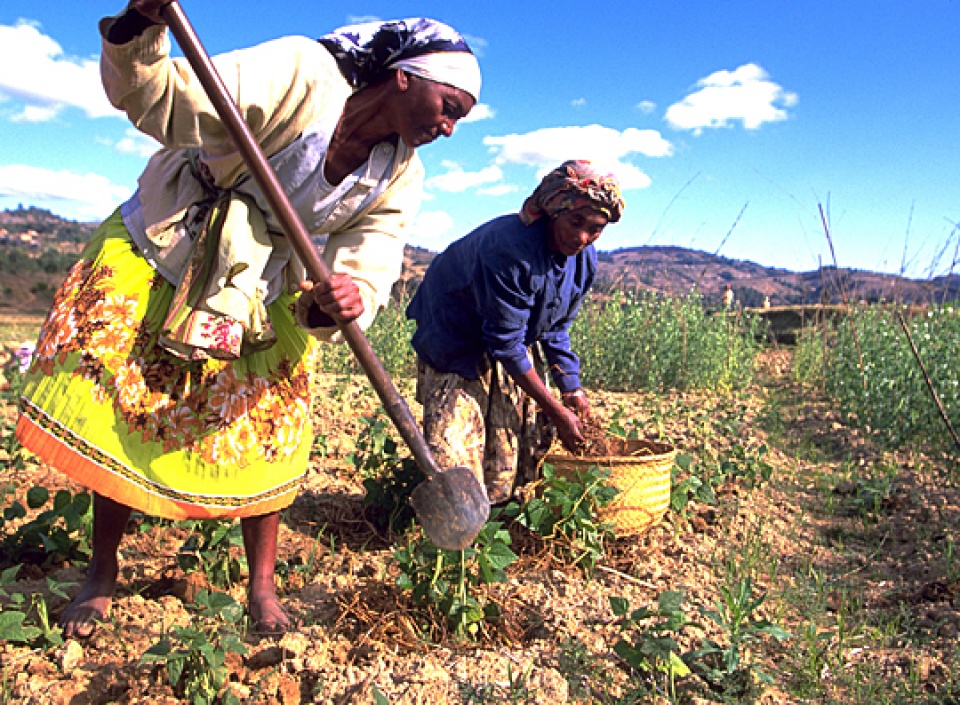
[819,203,867,391]
[895,311,960,453]
[692,202,748,293]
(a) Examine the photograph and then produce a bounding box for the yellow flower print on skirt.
[16,210,319,520]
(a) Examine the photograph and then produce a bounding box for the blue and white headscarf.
[319,18,481,101]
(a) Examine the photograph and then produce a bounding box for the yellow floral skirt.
[16,210,318,520]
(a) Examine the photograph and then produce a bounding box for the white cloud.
[0,164,130,221]
[479,184,519,197]
[114,128,162,158]
[426,163,503,193]
[11,104,60,123]
[0,20,118,122]
[459,103,495,124]
[572,98,586,108]
[664,63,797,134]
[636,100,656,114]
[407,210,455,245]
[482,124,673,190]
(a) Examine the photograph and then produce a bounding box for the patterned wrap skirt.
[415,349,556,505]
[15,210,319,520]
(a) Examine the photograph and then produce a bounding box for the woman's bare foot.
[241,512,291,635]
[248,592,293,635]
[60,559,118,638]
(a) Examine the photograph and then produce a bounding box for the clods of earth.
[2,350,959,703]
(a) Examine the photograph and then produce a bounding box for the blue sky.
[1,1,959,278]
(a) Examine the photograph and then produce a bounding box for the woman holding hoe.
[407,160,624,505]
[16,0,480,637]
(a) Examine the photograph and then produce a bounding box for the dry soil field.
[1,314,959,704]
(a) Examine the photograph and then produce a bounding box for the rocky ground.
[1,347,959,704]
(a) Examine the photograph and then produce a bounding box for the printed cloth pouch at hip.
[159,192,277,360]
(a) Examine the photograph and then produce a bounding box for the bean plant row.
[316,291,763,394]
[793,304,960,452]
[571,291,763,392]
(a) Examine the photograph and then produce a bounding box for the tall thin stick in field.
[817,257,829,392]
[896,310,960,453]
[819,203,867,391]
[894,202,915,305]
[693,202,748,293]
[643,172,701,249]
[924,234,951,281]
[941,219,960,305]
[635,173,701,288]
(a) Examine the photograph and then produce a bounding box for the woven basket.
[542,439,677,537]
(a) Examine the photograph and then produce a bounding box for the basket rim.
[543,438,677,464]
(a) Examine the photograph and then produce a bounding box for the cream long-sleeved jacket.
[99,16,424,343]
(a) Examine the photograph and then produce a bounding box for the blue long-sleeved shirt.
[406,214,595,394]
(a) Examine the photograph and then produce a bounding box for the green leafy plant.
[669,453,717,518]
[606,407,646,440]
[310,431,329,460]
[687,576,791,697]
[504,660,534,702]
[944,537,959,584]
[0,566,71,649]
[177,519,245,588]
[394,515,517,638]
[140,589,248,705]
[347,413,399,478]
[132,511,174,534]
[1,367,27,403]
[0,565,31,644]
[557,637,610,701]
[350,412,424,534]
[504,462,617,576]
[789,618,836,698]
[362,458,424,535]
[718,443,774,488]
[847,470,897,523]
[0,485,91,567]
[316,296,417,376]
[611,590,697,700]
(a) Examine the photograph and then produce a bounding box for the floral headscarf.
[519,160,625,225]
[319,18,481,100]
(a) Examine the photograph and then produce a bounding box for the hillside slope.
[3,207,957,314]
